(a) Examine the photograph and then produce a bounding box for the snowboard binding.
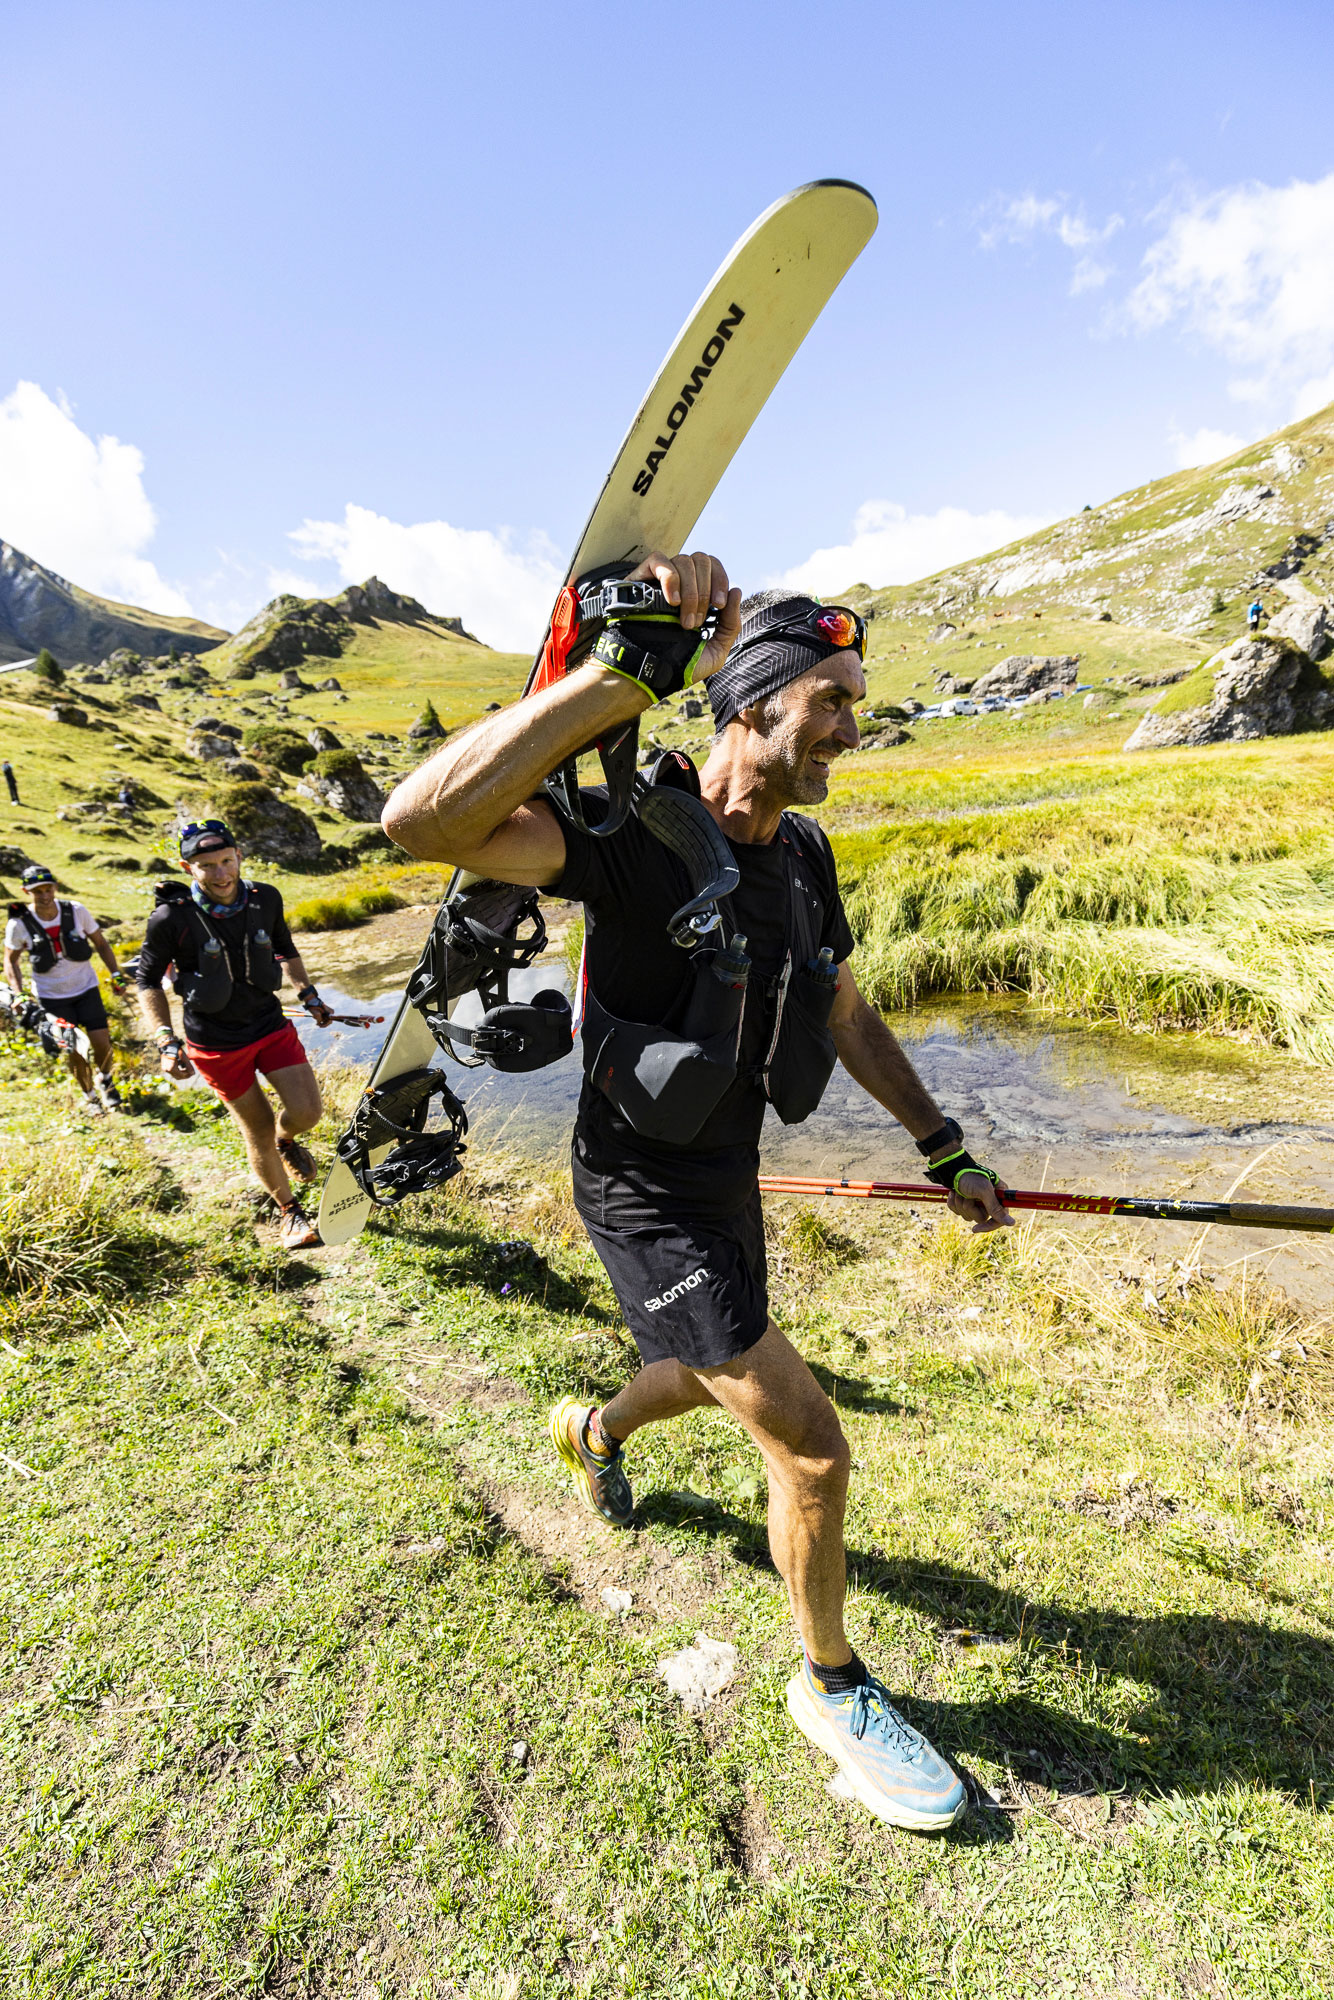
[334,1067,469,1206]
[407,879,574,1073]
[532,566,716,838]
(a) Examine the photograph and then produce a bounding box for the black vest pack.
[152,880,284,1014]
[12,900,94,976]
[581,810,841,1147]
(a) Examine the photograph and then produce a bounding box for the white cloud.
[1168,424,1247,469]
[980,194,1123,291]
[0,380,192,615]
[1128,174,1334,416]
[778,500,1053,595]
[290,503,562,652]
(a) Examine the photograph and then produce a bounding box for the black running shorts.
[45,985,108,1033]
[572,1159,769,1370]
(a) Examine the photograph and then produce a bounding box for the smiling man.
[384,557,1011,1832]
[135,819,336,1250]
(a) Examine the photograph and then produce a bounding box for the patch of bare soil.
[294,1257,732,1627]
[1065,1473,1179,1529]
[472,1478,732,1624]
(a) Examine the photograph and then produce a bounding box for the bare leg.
[224,1081,293,1208]
[600,1359,719,1439]
[264,1061,322,1143]
[604,1319,852,1666]
[87,1027,114,1081]
[697,1321,851,1666]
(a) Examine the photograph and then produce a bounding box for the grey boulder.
[972,653,1080,699]
[1265,597,1331,661]
[1124,637,1334,750]
[187,731,238,762]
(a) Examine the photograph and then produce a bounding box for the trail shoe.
[277,1136,317,1182]
[278,1201,321,1251]
[548,1396,634,1527]
[80,1088,106,1119]
[787,1660,966,1832]
[96,1074,124,1113]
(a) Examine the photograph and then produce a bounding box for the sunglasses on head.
[179,818,235,858]
[736,602,867,662]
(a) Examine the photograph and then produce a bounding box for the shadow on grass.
[372,1213,617,1322]
[636,1500,1334,1809]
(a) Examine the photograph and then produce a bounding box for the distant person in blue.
[1248,598,1263,633]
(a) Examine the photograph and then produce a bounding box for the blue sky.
[3,0,1333,647]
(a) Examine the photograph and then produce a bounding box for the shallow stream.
[297,907,1334,1307]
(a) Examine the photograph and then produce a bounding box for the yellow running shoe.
[548,1396,634,1527]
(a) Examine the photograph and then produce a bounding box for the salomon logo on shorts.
[644,1266,709,1312]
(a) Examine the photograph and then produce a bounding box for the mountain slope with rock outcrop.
[783,400,1334,759]
[0,539,228,667]
[850,402,1334,639]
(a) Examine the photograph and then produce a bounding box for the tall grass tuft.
[0,1141,181,1315]
[288,886,404,933]
[836,751,1334,1060]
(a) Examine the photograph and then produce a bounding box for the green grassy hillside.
[0,582,531,941]
[825,401,1334,714]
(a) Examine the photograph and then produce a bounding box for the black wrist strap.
[916,1117,962,1158]
[924,1145,1001,1193]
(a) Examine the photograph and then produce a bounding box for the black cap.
[179,818,236,860]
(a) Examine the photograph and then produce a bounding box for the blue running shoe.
[786,1660,966,1832]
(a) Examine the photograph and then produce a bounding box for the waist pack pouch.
[582,983,742,1147]
[467,990,574,1073]
[760,963,838,1125]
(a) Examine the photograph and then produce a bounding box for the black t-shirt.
[136,882,295,1051]
[554,798,854,1207]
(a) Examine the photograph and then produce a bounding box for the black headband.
[707,596,838,730]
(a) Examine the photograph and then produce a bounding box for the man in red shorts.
[135,819,335,1249]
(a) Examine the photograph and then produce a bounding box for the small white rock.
[657,1634,738,1715]
[826,1771,858,1801]
[510,1741,530,1768]
[601,1587,633,1616]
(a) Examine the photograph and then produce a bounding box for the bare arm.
[138,983,173,1035]
[4,947,24,994]
[829,962,1012,1233]
[382,552,740,885]
[87,928,120,977]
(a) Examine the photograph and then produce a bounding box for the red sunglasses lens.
[814,608,862,653]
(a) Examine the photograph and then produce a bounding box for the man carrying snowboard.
[135,819,335,1250]
[384,554,1011,1832]
[5,864,127,1112]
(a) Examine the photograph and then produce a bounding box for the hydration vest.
[12,900,94,976]
[581,807,841,1148]
[152,880,284,1015]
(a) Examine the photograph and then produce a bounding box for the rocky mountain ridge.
[205,577,481,680]
[0,539,228,669]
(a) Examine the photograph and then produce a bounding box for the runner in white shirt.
[4,864,127,1111]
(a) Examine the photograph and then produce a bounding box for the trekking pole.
[283,1009,386,1028]
[756,1175,1334,1237]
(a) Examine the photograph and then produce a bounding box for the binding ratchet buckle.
[334,1067,469,1206]
[530,564,716,838]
